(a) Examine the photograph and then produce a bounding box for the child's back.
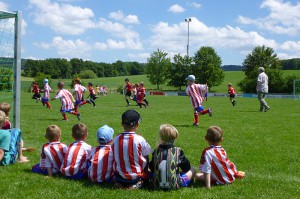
[88,125,114,183]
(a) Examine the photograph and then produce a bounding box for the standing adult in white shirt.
[256,67,270,112]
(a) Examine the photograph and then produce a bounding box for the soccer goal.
[0,11,22,128]
[293,79,300,100]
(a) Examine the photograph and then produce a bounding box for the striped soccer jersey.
[55,89,74,111]
[39,142,68,174]
[186,83,206,108]
[74,84,87,101]
[199,145,238,185]
[61,141,91,176]
[43,83,52,99]
[88,145,114,182]
[113,132,152,181]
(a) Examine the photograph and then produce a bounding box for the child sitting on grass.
[149,124,195,190]
[0,111,29,165]
[195,126,245,189]
[61,123,91,179]
[88,125,114,183]
[113,110,152,189]
[32,125,68,176]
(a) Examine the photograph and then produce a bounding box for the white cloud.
[149,17,277,57]
[96,18,142,49]
[188,2,201,9]
[34,36,92,59]
[29,0,95,35]
[237,0,300,36]
[281,41,300,51]
[0,1,8,11]
[109,10,124,21]
[168,4,185,13]
[109,10,140,24]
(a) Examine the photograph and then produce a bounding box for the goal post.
[0,11,22,128]
[293,79,300,100]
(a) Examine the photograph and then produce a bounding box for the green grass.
[1,90,300,199]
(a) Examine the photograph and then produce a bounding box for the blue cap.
[186,75,195,81]
[44,79,48,83]
[96,125,114,144]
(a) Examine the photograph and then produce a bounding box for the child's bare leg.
[17,141,29,163]
[186,167,196,180]
[195,172,205,181]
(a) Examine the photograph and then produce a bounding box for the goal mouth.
[0,11,21,128]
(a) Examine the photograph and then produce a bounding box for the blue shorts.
[195,106,204,112]
[41,98,49,103]
[60,109,73,113]
[65,169,87,180]
[9,128,22,164]
[75,100,82,105]
[32,164,49,175]
[180,173,191,187]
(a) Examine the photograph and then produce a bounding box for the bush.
[0,68,13,91]
[79,70,97,79]
[117,84,124,95]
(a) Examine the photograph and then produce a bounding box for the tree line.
[23,58,145,79]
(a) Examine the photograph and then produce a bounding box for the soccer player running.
[124,78,133,107]
[73,78,90,114]
[186,75,212,126]
[41,79,52,109]
[227,83,236,106]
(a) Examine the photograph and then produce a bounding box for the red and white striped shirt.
[199,145,238,185]
[61,141,91,176]
[39,142,68,174]
[186,83,206,108]
[43,83,52,99]
[113,132,152,180]
[55,89,74,111]
[74,84,87,101]
[88,145,114,182]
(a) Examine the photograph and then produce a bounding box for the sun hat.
[186,75,195,81]
[122,110,141,126]
[96,125,114,144]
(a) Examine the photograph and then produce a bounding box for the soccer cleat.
[76,113,81,120]
[233,101,236,106]
[62,118,68,121]
[193,122,199,127]
[264,106,271,112]
[208,108,213,117]
[126,103,130,107]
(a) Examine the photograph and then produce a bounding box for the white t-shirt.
[257,72,268,93]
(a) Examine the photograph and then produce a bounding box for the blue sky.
[1,0,300,65]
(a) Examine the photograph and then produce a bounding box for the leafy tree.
[238,46,283,93]
[146,49,171,89]
[168,54,192,90]
[79,70,97,79]
[70,58,84,75]
[192,46,224,89]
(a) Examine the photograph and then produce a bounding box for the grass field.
[0,89,299,199]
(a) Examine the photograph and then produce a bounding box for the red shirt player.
[227,83,236,106]
[136,82,147,108]
[124,78,133,107]
[87,82,97,107]
[186,75,212,126]
[32,82,41,103]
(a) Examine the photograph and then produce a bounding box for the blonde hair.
[72,123,88,140]
[45,125,61,141]
[205,126,223,144]
[158,124,178,144]
[0,110,6,127]
[227,83,232,87]
[0,102,11,116]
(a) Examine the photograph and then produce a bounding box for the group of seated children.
[0,102,35,166]
[31,109,244,190]
[96,85,107,96]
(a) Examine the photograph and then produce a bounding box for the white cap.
[186,75,195,81]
